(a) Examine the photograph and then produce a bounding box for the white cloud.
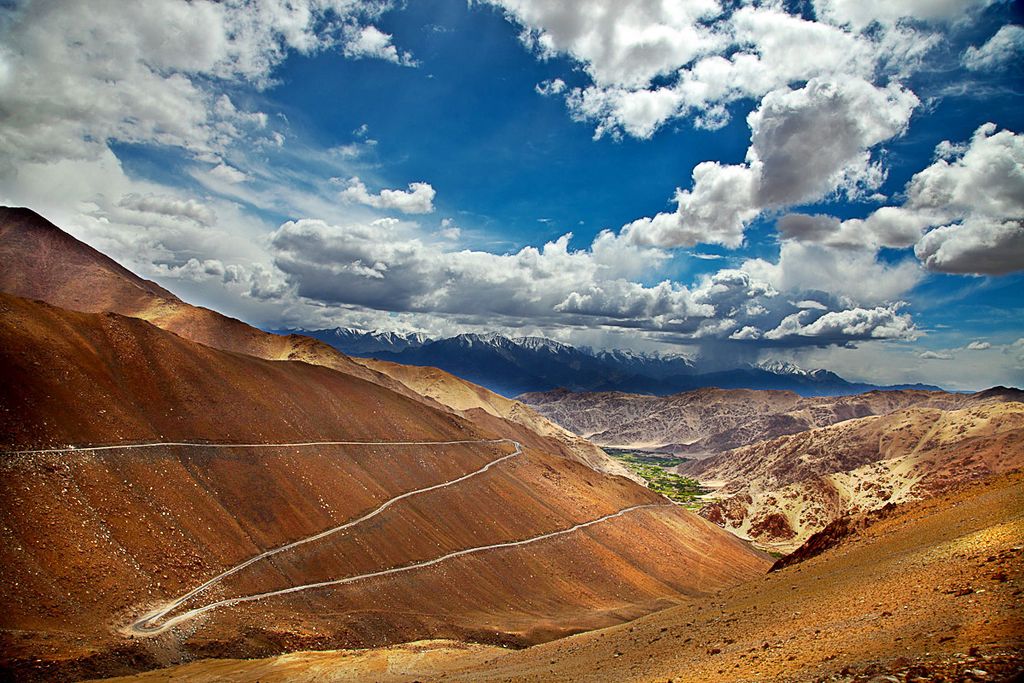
[487,2,935,141]
[117,193,216,227]
[340,177,437,214]
[748,78,917,206]
[967,340,992,350]
[906,124,1024,222]
[343,25,417,66]
[777,208,934,250]
[436,218,461,240]
[208,163,248,184]
[620,77,917,249]
[730,325,762,341]
[919,350,954,360]
[268,218,707,327]
[778,123,1024,276]
[264,216,916,347]
[813,0,997,30]
[0,0,410,166]
[963,25,1024,70]
[535,78,566,96]
[482,0,722,90]
[741,241,922,306]
[763,304,917,342]
[622,161,759,249]
[915,218,1024,275]
[904,124,1024,275]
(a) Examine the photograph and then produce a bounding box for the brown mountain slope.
[92,471,1024,683]
[679,402,1024,551]
[0,206,628,478]
[0,208,361,373]
[520,386,1018,454]
[0,293,770,682]
[355,358,637,480]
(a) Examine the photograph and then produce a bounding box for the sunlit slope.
[89,472,1024,683]
[0,293,769,681]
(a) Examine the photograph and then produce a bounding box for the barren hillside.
[91,471,1024,682]
[0,293,770,681]
[679,402,1024,551]
[520,385,1020,454]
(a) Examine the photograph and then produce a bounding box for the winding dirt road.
[122,438,522,634]
[132,501,666,635]
[9,438,671,637]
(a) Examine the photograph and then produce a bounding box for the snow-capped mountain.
[279,328,941,398]
[271,326,429,355]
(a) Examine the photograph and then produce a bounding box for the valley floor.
[91,471,1024,682]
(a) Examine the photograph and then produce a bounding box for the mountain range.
[274,328,943,397]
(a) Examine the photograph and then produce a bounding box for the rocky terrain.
[680,401,1024,551]
[89,471,1024,682]
[0,211,770,681]
[520,386,1021,454]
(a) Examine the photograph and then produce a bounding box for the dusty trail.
[7,439,512,455]
[131,501,667,635]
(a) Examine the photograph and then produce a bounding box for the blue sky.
[0,0,1022,389]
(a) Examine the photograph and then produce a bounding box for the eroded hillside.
[521,386,1018,454]
[680,402,1024,551]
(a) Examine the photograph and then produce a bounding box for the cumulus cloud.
[741,241,922,306]
[778,123,1024,276]
[343,25,417,66]
[264,217,913,346]
[535,78,566,96]
[919,350,954,360]
[763,304,917,343]
[621,77,917,249]
[747,79,917,206]
[906,124,1024,275]
[485,1,935,141]
[340,177,437,214]
[967,340,993,350]
[622,161,759,249]
[777,208,933,250]
[481,0,722,91]
[0,0,411,165]
[906,124,1024,222]
[813,0,997,30]
[268,218,703,326]
[915,218,1024,275]
[436,218,461,240]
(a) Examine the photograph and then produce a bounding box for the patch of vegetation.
[606,450,707,506]
[604,448,689,467]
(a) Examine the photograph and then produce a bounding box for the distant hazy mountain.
[286,327,943,397]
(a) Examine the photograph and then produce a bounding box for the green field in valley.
[604,450,709,507]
